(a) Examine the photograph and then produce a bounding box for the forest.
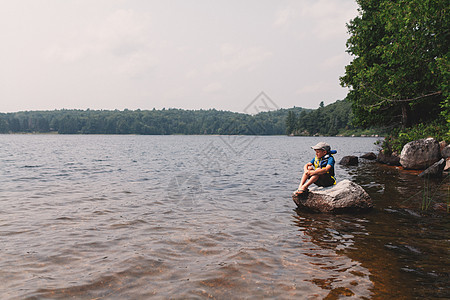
[0,100,359,136]
[340,0,449,151]
[284,100,365,136]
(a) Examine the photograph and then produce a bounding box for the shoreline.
[0,132,384,138]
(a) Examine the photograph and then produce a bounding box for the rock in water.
[292,180,373,213]
[400,138,441,169]
[339,156,359,166]
[418,158,445,178]
[377,151,401,166]
[360,152,377,160]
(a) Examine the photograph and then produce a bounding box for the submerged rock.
[292,179,373,213]
[418,158,445,178]
[377,151,401,166]
[400,138,441,169]
[360,152,377,160]
[339,156,359,166]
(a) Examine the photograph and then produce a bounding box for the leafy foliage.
[340,0,449,129]
[285,100,361,136]
[379,121,450,155]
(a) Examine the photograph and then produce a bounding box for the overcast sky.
[1,0,359,113]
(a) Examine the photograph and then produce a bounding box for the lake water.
[0,135,448,299]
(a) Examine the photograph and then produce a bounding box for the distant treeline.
[285,100,357,136]
[0,108,294,135]
[0,100,364,135]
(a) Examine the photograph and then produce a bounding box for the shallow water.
[0,135,448,299]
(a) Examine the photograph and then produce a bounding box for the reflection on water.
[0,135,448,299]
[343,161,449,299]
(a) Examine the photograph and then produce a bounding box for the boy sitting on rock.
[295,142,336,196]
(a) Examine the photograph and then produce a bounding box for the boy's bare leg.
[297,165,317,194]
[299,174,319,191]
[299,172,308,188]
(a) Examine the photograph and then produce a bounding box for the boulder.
[400,138,441,169]
[360,152,377,160]
[339,156,359,166]
[292,180,373,213]
[418,158,445,178]
[377,151,401,166]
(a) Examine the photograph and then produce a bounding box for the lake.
[0,135,448,299]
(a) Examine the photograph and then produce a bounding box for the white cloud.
[320,53,350,70]
[202,82,223,94]
[296,81,331,95]
[273,7,297,29]
[205,44,272,74]
[45,9,158,77]
[298,0,356,39]
[116,51,159,77]
[163,86,188,101]
[186,69,199,79]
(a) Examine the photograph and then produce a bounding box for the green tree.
[0,115,8,133]
[285,111,297,135]
[340,0,449,129]
[9,117,20,132]
[58,115,79,134]
[37,117,50,132]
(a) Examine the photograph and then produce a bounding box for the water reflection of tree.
[346,161,449,210]
[293,211,414,299]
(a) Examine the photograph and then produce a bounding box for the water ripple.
[1,135,447,299]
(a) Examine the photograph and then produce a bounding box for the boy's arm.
[303,162,313,171]
[310,164,331,175]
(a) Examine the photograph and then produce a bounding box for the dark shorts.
[315,173,336,187]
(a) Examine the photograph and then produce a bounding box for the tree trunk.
[401,103,410,129]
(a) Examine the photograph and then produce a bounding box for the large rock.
[292,180,373,213]
[418,158,445,178]
[400,138,441,169]
[339,155,359,166]
[377,151,401,166]
[360,152,377,160]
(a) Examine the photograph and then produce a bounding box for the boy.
[295,142,336,196]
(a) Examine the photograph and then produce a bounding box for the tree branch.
[369,89,441,103]
[360,83,441,108]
